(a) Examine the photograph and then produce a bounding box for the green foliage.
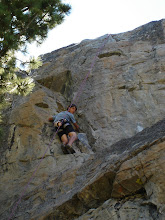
[0,0,71,95]
[0,95,10,142]
[0,0,71,132]
[0,0,71,57]
[25,56,43,72]
[0,127,3,142]
[0,53,38,96]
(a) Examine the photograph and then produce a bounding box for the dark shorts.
[56,121,75,139]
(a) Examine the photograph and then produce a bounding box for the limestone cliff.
[0,19,165,220]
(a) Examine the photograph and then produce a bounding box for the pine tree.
[0,0,71,137]
[0,0,71,57]
[0,0,71,94]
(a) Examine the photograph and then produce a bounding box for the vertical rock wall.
[33,19,165,150]
[0,19,165,220]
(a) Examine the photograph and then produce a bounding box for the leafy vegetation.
[0,0,71,94]
[0,0,71,136]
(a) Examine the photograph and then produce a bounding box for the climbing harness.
[54,118,70,128]
[8,34,111,220]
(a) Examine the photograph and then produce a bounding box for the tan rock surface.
[0,19,165,220]
[77,197,160,220]
[32,20,165,150]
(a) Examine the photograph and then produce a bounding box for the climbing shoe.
[61,144,69,154]
[65,144,76,154]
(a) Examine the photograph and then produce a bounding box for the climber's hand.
[49,117,54,122]
[73,123,80,132]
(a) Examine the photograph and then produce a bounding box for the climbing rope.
[8,33,111,220]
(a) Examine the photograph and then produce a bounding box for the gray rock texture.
[33,19,165,150]
[0,19,165,220]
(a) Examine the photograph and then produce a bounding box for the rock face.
[0,19,165,220]
[34,19,165,150]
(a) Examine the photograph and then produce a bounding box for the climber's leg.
[68,132,77,146]
[60,134,69,154]
[62,124,77,154]
[61,134,68,145]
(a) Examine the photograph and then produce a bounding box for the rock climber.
[49,104,79,154]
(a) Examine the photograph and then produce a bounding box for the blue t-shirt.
[53,111,76,124]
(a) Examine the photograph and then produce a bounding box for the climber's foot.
[65,144,76,154]
[61,144,69,154]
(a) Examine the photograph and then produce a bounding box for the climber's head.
[67,104,77,114]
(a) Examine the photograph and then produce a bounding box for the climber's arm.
[73,122,80,132]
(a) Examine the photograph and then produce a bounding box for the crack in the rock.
[9,126,16,151]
